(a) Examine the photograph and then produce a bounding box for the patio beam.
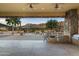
[0,12,65,17]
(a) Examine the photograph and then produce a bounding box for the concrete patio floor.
[0,33,79,56]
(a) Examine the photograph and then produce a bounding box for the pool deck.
[0,33,79,56]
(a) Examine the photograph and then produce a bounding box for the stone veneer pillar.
[64,9,78,42]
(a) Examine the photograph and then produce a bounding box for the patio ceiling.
[0,3,79,17]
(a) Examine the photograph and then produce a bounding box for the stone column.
[64,9,78,42]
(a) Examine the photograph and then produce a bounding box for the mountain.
[22,23,46,29]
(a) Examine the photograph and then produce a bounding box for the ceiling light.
[55,4,59,9]
[54,3,62,10]
[34,8,37,10]
[29,4,33,8]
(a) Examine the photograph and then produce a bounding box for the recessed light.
[34,8,37,10]
[22,8,26,10]
[41,8,45,10]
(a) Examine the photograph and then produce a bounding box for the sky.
[0,18,64,26]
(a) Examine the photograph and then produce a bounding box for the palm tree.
[6,17,21,35]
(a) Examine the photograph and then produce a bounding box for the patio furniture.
[47,32,64,43]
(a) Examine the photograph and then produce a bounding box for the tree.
[46,19,58,30]
[6,17,21,35]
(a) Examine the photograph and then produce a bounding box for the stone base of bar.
[48,35,70,43]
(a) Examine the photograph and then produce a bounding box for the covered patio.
[0,3,79,56]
